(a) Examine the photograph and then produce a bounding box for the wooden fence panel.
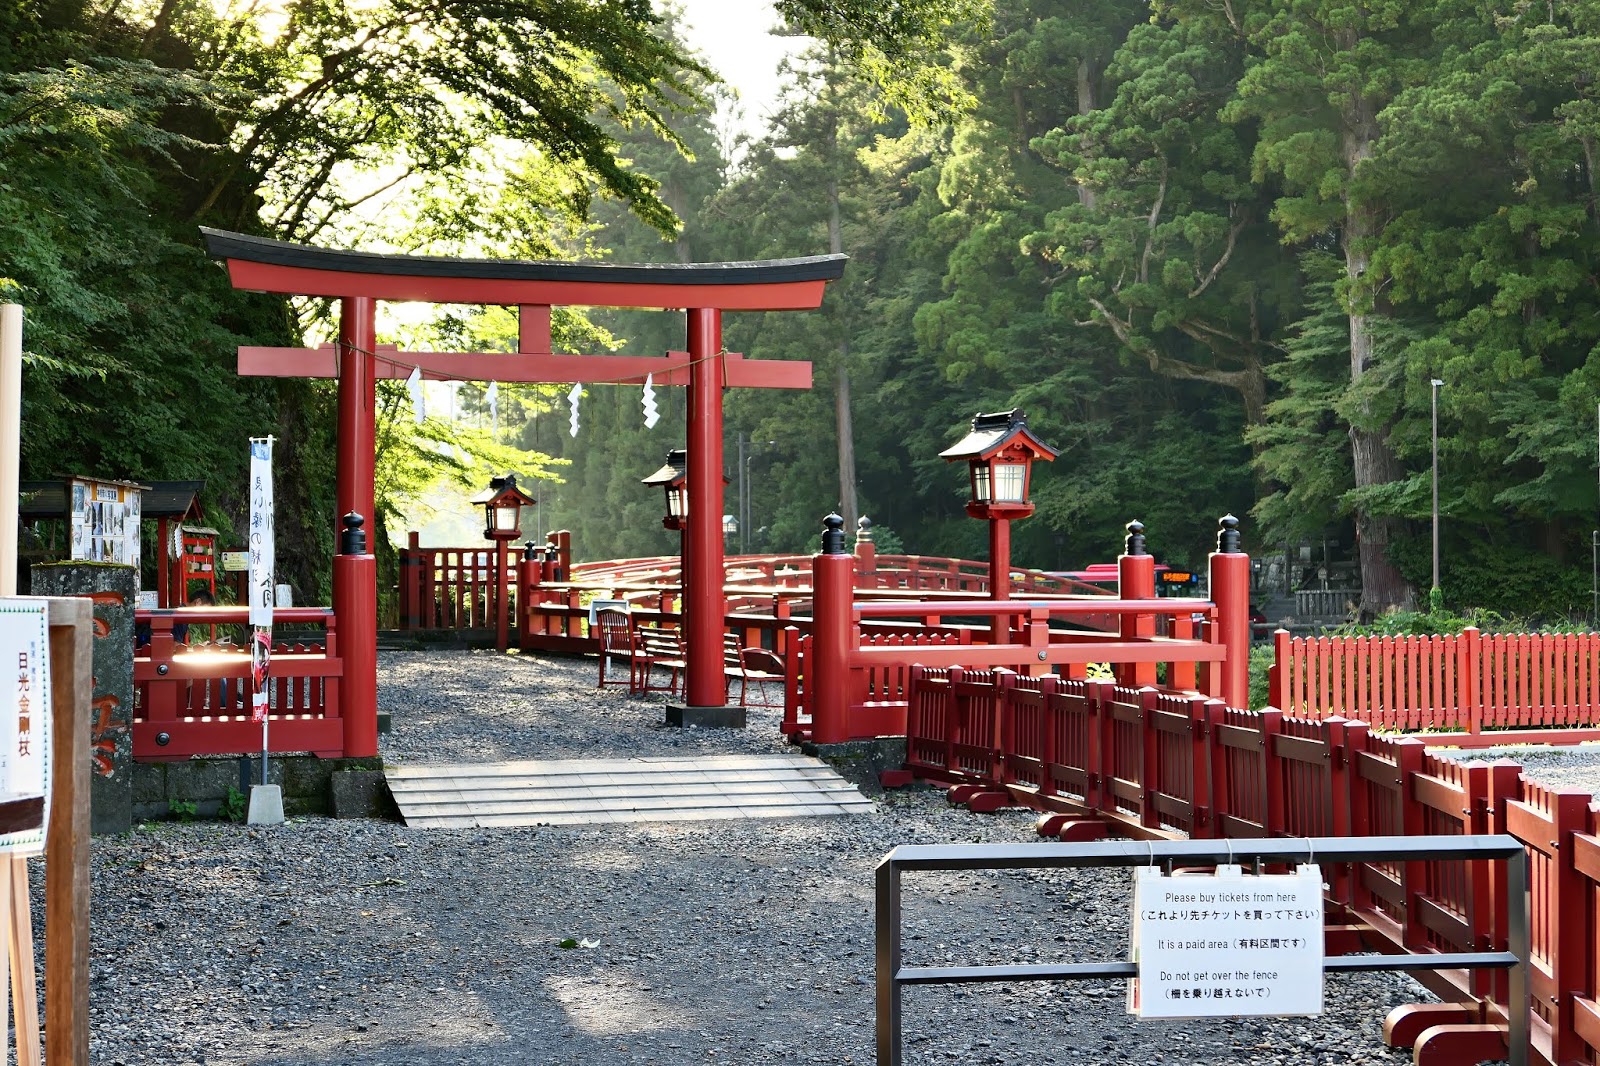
[1044,680,1096,806]
[1502,780,1593,1065]
[1207,704,1275,838]
[1147,691,1207,837]
[999,675,1052,794]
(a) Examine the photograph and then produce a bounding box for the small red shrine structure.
[203,227,845,744]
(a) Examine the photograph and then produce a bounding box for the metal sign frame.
[874,835,1529,1066]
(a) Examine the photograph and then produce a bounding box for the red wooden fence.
[133,607,343,759]
[899,666,1600,1065]
[1271,626,1600,744]
[778,594,1230,745]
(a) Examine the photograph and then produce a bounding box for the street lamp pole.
[737,432,749,555]
[1431,378,1444,595]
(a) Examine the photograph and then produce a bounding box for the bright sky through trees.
[676,0,809,145]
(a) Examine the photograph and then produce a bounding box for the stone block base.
[330,769,397,819]
[800,737,909,794]
[664,704,747,729]
[132,755,386,822]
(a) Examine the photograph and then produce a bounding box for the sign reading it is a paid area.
[1130,864,1325,1019]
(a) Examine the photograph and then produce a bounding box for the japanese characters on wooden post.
[247,439,275,744]
[1129,864,1324,1019]
[0,600,51,853]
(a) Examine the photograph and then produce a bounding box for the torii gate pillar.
[669,308,739,726]
[334,296,379,758]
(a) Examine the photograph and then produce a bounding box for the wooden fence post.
[1462,626,1482,736]
[1117,523,1156,688]
[1270,628,1292,711]
[1206,515,1251,710]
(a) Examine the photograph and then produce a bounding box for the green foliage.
[775,0,989,122]
[222,786,248,824]
[6,0,1600,632]
[167,798,198,823]
[1248,643,1273,710]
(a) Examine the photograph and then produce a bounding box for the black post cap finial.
[821,513,847,555]
[1217,513,1241,554]
[856,515,874,543]
[340,511,367,555]
[522,541,537,561]
[1124,520,1147,557]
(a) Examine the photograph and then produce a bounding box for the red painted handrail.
[132,607,344,760]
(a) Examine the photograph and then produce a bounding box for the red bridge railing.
[1271,626,1600,745]
[899,667,1596,1065]
[133,607,344,760]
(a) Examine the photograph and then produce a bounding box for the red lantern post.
[940,409,1058,603]
[470,475,536,652]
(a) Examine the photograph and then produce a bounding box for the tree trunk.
[1075,58,1098,211]
[828,173,858,530]
[1343,92,1414,616]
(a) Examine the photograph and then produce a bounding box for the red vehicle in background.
[1054,561,1200,595]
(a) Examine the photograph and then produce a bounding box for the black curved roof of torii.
[201,228,847,288]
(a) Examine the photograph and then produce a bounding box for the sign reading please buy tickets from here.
[1129,864,1324,1019]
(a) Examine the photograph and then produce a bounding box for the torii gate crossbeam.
[204,228,845,745]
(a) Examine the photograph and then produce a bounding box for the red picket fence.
[133,607,344,759]
[900,666,1600,1065]
[1270,626,1600,745]
[397,547,508,631]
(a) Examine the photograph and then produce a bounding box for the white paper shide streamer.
[405,366,425,424]
[568,383,582,437]
[641,373,659,429]
[248,437,275,725]
[486,380,499,429]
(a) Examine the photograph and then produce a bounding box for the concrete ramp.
[386,753,874,829]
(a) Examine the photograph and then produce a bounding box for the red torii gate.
[202,228,845,748]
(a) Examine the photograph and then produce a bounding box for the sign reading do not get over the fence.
[1130,864,1324,1018]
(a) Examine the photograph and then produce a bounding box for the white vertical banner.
[0,599,51,854]
[248,438,275,726]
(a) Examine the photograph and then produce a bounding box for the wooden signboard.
[0,598,90,1065]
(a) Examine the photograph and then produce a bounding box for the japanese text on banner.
[248,437,275,722]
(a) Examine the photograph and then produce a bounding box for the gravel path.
[68,649,1587,1065]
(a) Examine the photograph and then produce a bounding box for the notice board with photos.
[67,476,145,570]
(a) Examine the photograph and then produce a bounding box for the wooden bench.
[631,625,685,698]
[724,634,786,709]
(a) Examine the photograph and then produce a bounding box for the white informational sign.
[0,599,52,854]
[248,438,275,723]
[1130,864,1324,1019]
